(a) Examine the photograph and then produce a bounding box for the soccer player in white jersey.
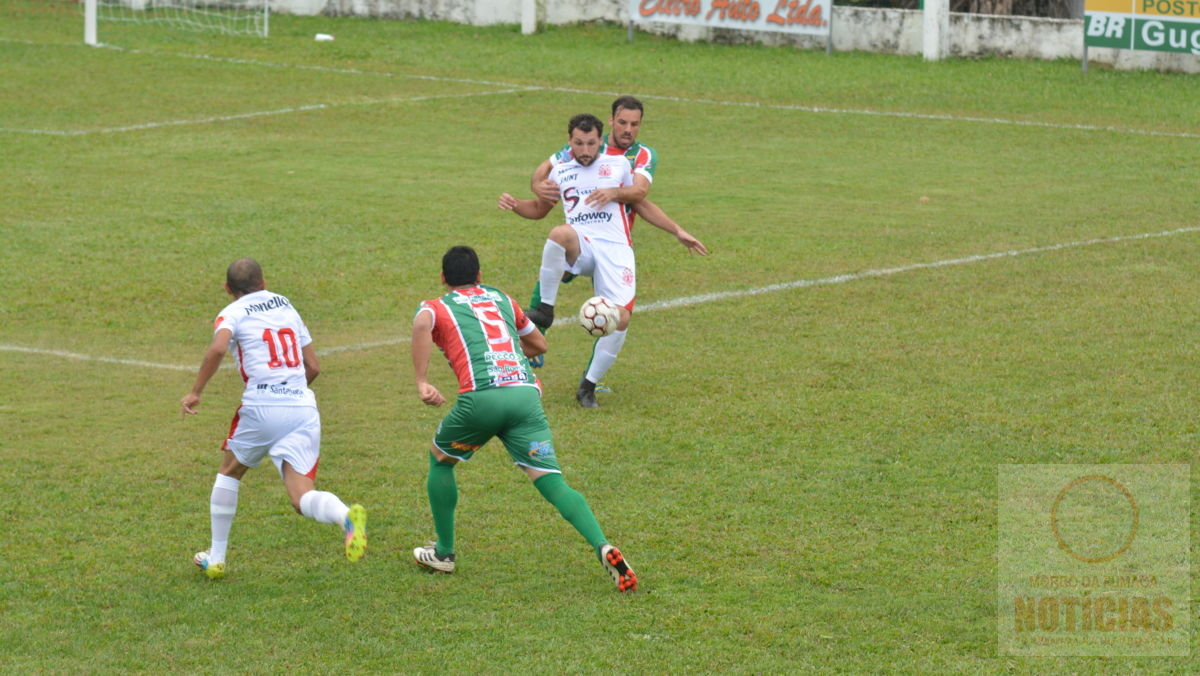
[499,114,647,408]
[530,96,706,262]
[180,258,367,580]
[502,100,707,395]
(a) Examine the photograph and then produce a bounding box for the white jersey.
[550,152,635,247]
[213,290,317,407]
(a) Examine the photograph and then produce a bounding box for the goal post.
[84,0,269,46]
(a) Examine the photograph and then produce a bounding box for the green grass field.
[2,2,1198,672]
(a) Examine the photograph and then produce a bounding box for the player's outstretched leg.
[599,544,638,593]
[344,503,368,562]
[531,472,634,591]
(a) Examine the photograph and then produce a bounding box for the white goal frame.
[84,0,269,46]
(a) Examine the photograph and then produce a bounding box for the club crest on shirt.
[599,164,612,178]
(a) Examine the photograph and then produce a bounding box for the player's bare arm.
[498,192,556,220]
[585,174,649,209]
[301,344,321,385]
[530,160,559,202]
[635,200,710,256]
[411,310,446,407]
[181,329,232,416]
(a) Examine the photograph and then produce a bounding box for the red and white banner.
[630,0,832,36]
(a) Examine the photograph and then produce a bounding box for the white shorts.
[222,405,321,478]
[567,234,636,309]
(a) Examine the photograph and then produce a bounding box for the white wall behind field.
[292,0,1199,73]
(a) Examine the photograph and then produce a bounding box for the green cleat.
[193,550,226,580]
[344,504,368,562]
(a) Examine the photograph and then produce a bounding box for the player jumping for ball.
[499,106,707,408]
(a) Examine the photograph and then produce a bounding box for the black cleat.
[525,302,555,333]
[576,378,599,409]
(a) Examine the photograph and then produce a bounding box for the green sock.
[427,453,457,556]
[533,473,608,555]
[528,280,542,310]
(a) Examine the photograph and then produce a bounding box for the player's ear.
[475,271,482,284]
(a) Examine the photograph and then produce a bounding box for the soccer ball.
[578,296,621,337]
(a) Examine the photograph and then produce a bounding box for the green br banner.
[1085,0,1200,54]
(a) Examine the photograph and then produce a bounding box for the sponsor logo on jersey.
[244,295,291,315]
[562,187,581,212]
[268,384,307,397]
[214,316,225,330]
[450,441,482,452]
[569,211,615,225]
[528,440,556,458]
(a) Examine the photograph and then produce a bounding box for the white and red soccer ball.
[578,296,620,337]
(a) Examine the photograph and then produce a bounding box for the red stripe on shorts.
[220,405,242,451]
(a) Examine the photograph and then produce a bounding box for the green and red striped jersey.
[416,285,540,394]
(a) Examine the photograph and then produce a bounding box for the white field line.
[4,89,534,136]
[1,37,1197,140]
[4,225,1196,372]
[0,345,197,372]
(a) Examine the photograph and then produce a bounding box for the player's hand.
[677,229,709,256]
[180,393,201,417]
[498,193,519,211]
[532,179,560,202]
[585,188,617,208]
[418,382,445,407]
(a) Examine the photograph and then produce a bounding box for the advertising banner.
[630,0,832,37]
[1085,0,1200,54]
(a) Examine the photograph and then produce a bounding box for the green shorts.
[432,386,560,472]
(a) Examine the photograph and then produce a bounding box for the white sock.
[538,240,567,306]
[299,490,350,527]
[586,329,627,383]
[209,473,240,563]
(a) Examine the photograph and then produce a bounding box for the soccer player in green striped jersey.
[409,245,638,592]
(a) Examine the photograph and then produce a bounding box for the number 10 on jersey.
[262,328,300,368]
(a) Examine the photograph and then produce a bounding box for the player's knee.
[549,225,576,245]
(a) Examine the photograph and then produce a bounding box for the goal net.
[84,0,268,45]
